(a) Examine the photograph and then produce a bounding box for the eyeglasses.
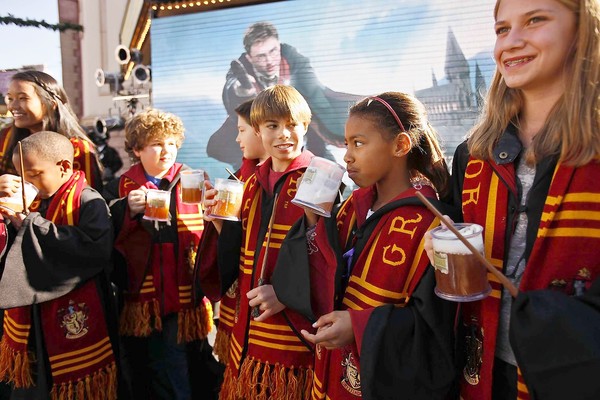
[250,46,281,64]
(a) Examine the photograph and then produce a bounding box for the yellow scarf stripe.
[248,329,302,342]
[49,336,111,362]
[250,320,292,331]
[563,192,600,203]
[3,326,29,344]
[3,317,30,344]
[538,227,600,238]
[229,336,243,369]
[346,277,408,309]
[402,218,440,295]
[484,173,500,261]
[346,276,408,304]
[220,302,235,315]
[311,375,325,399]
[358,230,381,280]
[4,314,31,330]
[0,127,12,156]
[342,297,363,310]
[3,320,30,338]
[247,338,310,352]
[51,345,114,376]
[243,189,260,250]
[80,139,93,182]
[219,311,235,328]
[542,210,600,222]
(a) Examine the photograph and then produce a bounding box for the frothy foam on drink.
[431,224,484,254]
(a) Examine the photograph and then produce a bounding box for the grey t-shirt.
[495,156,536,365]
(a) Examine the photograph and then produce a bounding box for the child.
[0,131,118,399]
[444,0,600,398]
[1,71,104,191]
[198,85,316,399]
[209,98,268,364]
[273,92,457,399]
[107,109,213,399]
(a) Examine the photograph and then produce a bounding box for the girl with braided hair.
[1,70,103,192]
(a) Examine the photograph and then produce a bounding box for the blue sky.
[0,0,62,82]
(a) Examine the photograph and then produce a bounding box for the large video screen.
[151,0,496,181]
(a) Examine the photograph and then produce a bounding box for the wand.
[17,141,28,215]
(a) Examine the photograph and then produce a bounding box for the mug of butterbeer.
[207,178,244,221]
[144,189,171,222]
[0,177,38,214]
[291,157,345,217]
[430,223,491,302]
[180,169,204,204]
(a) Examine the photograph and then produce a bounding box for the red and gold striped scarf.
[311,186,440,399]
[212,158,260,364]
[460,157,600,400]
[220,153,315,400]
[114,163,212,342]
[0,171,117,399]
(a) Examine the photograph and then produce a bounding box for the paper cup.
[0,179,39,213]
[180,169,204,204]
[291,157,345,217]
[143,189,171,222]
[207,178,244,221]
[430,223,491,302]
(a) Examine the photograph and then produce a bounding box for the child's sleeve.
[0,189,113,308]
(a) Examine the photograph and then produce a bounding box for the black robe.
[273,196,459,399]
[0,188,117,400]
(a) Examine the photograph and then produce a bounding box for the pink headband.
[367,96,406,132]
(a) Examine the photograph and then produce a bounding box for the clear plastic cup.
[143,189,171,222]
[430,223,491,302]
[0,177,39,213]
[180,169,205,204]
[207,178,244,221]
[291,157,345,217]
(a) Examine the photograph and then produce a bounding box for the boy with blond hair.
[198,85,316,399]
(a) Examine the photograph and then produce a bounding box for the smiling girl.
[450,0,600,398]
[1,71,103,192]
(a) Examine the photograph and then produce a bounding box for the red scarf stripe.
[0,127,12,156]
[344,278,407,308]
[69,138,95,190]
[311,378,325,399]
[219,306,235,328]
[228,336,243,370]
[516,368,530,399]
[3,322,29,345]
[402,218,439,296]
[50,342,113,373]
[3,314,30,332]
[51,348,113,377]
[247,339,310,352]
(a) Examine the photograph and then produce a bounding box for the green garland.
[0,14,83,32]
